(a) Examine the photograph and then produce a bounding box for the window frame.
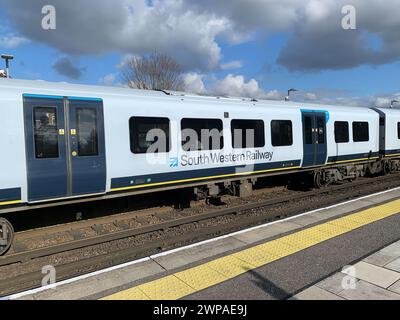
[334,121,350,144]
[33,106,60,159]
[76,107,99,157]
[271,120,293,147]
[129,116,171,154]
[397,122,400,140]
[181,118,224,151]
[230,119,266,149]
[352,121,369,142]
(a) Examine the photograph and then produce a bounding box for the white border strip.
[6,186,400,300]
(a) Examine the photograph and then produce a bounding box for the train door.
[67,98,106,196]
[24,95,68,201]
[23,95,106,202]
[302,111,327,167]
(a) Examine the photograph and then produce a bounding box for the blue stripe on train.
[23,94,64,100]
[384,149,400,156]
[328,152,380,163]
[0,188,21,202]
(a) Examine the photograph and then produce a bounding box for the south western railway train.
[1,78,400,241]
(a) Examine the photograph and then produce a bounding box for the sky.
[0,0,399,107]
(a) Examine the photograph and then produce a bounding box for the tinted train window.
[33,106,59,159]
[129,117,170,154]
[353,122,369,142]
[231,120,265,149]
[76,108,99,157]
[316,116,326,144]
[181,118,223,151]
[335,121,349,143]
[271,120,293,147]
[304,116,313,145]
[398,123,400,139]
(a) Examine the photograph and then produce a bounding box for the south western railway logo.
[174,151,274,168]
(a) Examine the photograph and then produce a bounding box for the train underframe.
[193,157,400,200]
[1,157,400,256]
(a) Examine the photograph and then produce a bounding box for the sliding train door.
[23,95,106,202]
[302,111,327,168]
[24,95,68,201]
[67,98,106,196]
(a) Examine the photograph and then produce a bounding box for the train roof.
[0,78,396,115]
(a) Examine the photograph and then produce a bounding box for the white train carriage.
[372,108,400,174]
[0,78,383,209]
[373,108,400,157]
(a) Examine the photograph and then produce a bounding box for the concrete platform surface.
[293,240,400,300]
[8,187,400,300]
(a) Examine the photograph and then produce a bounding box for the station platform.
[10,187,400,301]
[293,240,400,300]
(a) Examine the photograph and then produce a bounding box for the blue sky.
[1,0,399,107]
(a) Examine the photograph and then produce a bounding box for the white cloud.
[295,92,400,108]
[374,97,391,108]
[211,74,262,98]
[183,73,283,100]
[304,92,318,100]
[220,60,243,70]
[0,34,28,48]
[2,0,400,72]
[209,74,284,100]
[183,76,400,109]
[1,0,235,71]
[183,72,206,94]
[99,73,117,86]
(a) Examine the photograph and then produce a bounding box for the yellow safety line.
[102,198,400,300]
[0,200,22,206]
[327,157,379,165]
[385,154,400,158]
[111,166,301,192]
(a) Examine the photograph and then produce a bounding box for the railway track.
[2,173,400,297]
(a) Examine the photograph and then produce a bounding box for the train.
[1,78,400,253]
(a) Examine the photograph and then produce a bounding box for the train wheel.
[0,218,14,256]
[383,162,391,176]
[313,171,326,189]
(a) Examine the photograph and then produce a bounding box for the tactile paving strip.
[102,198,400,300]
[207,255,256,278]
[137,275,194,300]
[175,265,228,291]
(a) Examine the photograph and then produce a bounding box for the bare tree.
[121,52,184,91]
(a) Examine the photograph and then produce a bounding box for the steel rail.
[1,174,400,296]
[0,173,399,268]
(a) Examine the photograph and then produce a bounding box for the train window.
[316,116,325,144]
[129,117,170,154]
[353,122,369,142]
[76,108,99,157]
[334,121,349,143]
[231,120,265,149]
[304,116,313,145]
[398,123,400,139]
[271,120,293,147]
[33,106,59,159]
[181,118,223,151]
